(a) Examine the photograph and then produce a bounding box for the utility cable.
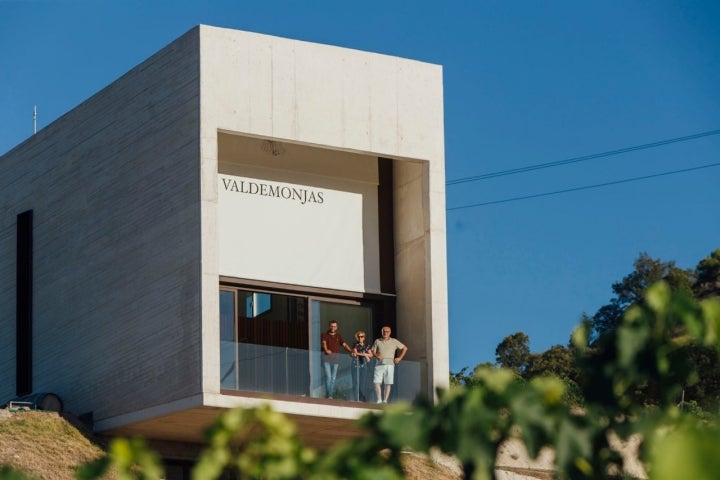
[447,161,720,211]
[446,128,720,186]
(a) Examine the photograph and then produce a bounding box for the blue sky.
[2,1,719,372]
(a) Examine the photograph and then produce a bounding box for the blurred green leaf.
[650,420,720,480]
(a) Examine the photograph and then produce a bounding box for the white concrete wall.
[197,26,444,161]
[0,28,204,420]
[197,26,449,396]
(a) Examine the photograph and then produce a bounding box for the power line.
[446,128,720,186]
[447,161,720,211]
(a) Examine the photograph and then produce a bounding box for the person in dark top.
[320,320,351,399]
[351,330,373,401]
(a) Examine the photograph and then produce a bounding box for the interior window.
[246,293,271,317]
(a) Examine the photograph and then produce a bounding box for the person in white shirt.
[371,326,407,403]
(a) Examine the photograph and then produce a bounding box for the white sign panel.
[218,173,380,292]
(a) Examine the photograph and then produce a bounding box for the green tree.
[526,345,576,381]
[585,249,720,410]
[591,252,694,339]
[524,344,583,405]
[450,362,495,387]
[495,332,530,375]
[685,344,720,412]
[694,248,720,299]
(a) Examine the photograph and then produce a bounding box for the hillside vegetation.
[0,409,111,480]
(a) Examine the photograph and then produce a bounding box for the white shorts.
[373,364,395,385]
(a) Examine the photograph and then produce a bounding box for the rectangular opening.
[378,157,396,294]
[16,210,33,396]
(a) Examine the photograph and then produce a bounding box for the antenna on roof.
[33,106,37,135]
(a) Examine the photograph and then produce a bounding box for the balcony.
[221,341,424,404]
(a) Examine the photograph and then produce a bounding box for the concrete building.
[0,25,448,457]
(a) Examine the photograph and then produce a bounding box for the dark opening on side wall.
[16,210,33,396]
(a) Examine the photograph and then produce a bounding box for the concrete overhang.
[96,393,379,450]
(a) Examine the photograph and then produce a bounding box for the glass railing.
[221,341,424,404]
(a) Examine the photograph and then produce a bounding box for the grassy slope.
[0,410,109,480]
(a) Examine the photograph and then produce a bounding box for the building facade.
[0,25,448,451]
